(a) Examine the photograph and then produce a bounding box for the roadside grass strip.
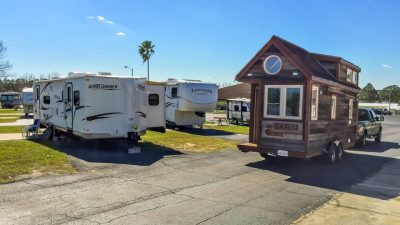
[0,109,22,114]
[203,123,249,135]
[0,117,20,123]
[0,126,26,134]
[141,130,237,153]
[0,140,75,184]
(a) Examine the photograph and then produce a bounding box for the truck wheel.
[325,143,337,164]
[358,132,367,147]
[232,118,238,125]
[375,129,382,142]
[336,143,344,161]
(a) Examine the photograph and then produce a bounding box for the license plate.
[277,150,288,157]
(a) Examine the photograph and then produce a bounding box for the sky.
[0,0,399,89]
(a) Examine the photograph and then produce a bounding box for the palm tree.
[138,40,155,81]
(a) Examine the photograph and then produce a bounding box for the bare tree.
[0,41,12,78]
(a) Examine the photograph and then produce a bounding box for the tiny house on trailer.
[236,36,361,163]
[164,79,218,127]
[227,98,250,125]
[33,72,165,151]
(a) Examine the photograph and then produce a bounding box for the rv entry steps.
[238,143,258,152]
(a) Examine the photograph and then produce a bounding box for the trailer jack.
[128,133,141,154]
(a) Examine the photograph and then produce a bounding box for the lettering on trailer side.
[88,84,119,90]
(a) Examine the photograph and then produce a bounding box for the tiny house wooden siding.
[236,36,361,159]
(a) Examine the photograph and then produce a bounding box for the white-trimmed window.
[352,71,358,84]
[311,85,319,120]
[346,68,352,82]
[264,85,303,120]
[349,99,354,119]
[331,95,337,119]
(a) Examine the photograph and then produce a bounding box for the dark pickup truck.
[357,108,384,147]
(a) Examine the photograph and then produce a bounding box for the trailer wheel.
[325,143,337,164]
[336,142,344,161]
[232,118,239,125]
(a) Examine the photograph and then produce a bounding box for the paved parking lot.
[0,116,399,225]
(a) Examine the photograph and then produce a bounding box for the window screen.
[267,88,281,116]
[285,88,300,117]
[149,94,159,106]
[241,106,248,112]
[171,87,178,98]
[234,105,240,111]
[43,96,50,104]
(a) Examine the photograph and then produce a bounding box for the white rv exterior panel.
[34,74,165,140]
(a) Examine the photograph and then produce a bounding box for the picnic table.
[213,117,228,126]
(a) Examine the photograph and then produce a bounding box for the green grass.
[0,140,75,184]
[0,117,20,123]
[203,124,249,135]
[211,110,227,114]
[0,109,22,114]
[0,126,25,133]
[141,130,237,153]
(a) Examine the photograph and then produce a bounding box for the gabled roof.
[235,35,358,84]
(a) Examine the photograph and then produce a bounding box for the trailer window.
[241,106,248,112]
[264,85,303,119]
[67,87,71,102]
[149,94,159,106]
[349,99,353,119]
[266,88,281,116]
[73,91,80,106]
[311,86,319,120]
[331,95,337,119]
[234,105,240,111]
[43,96,50,104]
[171,87,178,98]
[36,87,40,101]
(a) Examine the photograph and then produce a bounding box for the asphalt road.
[0,116,399,225]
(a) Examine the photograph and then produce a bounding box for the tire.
[358,131,367,147]
[336,143,344,161]
[375,129,382,142]
[232,118,239,125]
[325,143,337,164]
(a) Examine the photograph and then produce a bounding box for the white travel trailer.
[164,79,218,127]
[33,72,165,151]
[227,98,250,125]
[22,87,34,117]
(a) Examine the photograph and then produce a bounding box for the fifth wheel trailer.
[22,87,34,117]
[33,72,165,151]
[164,79,218,127]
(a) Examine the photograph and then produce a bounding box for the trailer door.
[64,83,73,129]
[146,85,166,129]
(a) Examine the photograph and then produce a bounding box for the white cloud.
[86,15,114,25]
[116,32,125,36]
[382,64,392,69]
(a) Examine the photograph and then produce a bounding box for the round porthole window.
[263,55,282,75]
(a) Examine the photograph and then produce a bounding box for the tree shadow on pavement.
[246,151,398,200]
[176,126,236,136]
[55,139,183,166]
